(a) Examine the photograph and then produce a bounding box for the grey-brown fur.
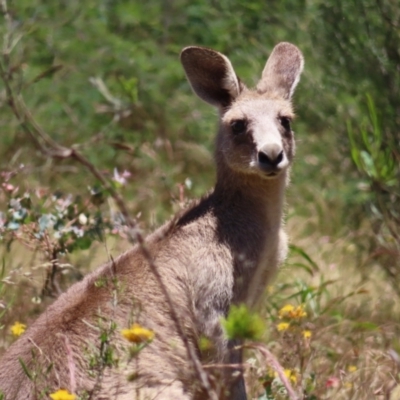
[0,42,303,399]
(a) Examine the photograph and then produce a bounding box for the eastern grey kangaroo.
[0,42,303,399]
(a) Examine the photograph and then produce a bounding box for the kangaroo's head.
[180,43,303,181]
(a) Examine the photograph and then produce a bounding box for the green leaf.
[18,358,33,381]
[359,125,371,154]
[360,150,376,178]
[290,262,315,276]
[353,321,378,331]
[289,244,319,273]
[75,235,93,251]
[366,94,380,143]
[347,120,362,169]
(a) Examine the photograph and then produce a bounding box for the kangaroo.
[0,42,303,400]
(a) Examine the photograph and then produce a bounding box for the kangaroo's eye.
[280,116,291,131]
[231,119,247,135]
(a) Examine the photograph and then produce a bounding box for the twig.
[203,363,244,369]
[246,343,299,400]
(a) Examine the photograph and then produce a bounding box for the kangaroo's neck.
[213,160,287,230]
[210,157,288,305]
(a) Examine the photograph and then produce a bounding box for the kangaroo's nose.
[258,144,284,167]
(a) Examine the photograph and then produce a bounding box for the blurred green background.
[2,0,399,268]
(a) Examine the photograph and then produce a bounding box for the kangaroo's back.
[0,43,303,400]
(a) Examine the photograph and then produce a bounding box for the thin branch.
[246,343,299,400]
[203,363,244,369]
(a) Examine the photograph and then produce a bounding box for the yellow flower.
[278,304,295,318]
[348,365,357,373]
[278,304,307,319]
[10,322,26,337]
[277,322,290,331]
[121,323,155,343]
[302,330,312,339]
[284,369,297,384]
[275,369,297,384]
[49,389,76,400]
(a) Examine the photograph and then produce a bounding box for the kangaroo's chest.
[228,224,286,305]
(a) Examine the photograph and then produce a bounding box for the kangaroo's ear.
[257,42,304,100]
[180,46,243,108]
